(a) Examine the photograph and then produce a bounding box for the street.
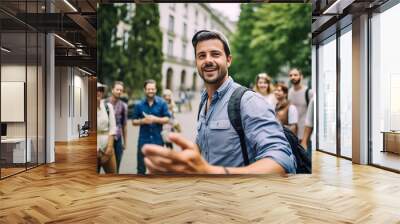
[119,93,201,174]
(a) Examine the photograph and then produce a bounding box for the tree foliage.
[126,4,163,98]
[97,4,122,85]
[97,4,163,98]
[230,3,311,87]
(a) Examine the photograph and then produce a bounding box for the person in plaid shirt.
[107,81,128,173]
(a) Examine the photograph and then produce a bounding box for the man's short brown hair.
[144,79,156,89]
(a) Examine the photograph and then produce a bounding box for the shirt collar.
[216,76,233,99]
[108,96,119,105]
[201,76,233,101]
[144,96,160,106]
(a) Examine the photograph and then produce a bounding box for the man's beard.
[290,79,301,85]
[199,63,227,84]
[146,94,155,100]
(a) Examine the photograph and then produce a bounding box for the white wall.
[54,67,89,141]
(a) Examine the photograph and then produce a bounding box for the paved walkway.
[119,93,201,174]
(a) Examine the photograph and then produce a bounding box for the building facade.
[118,3,236,95]
[159,3,235,94]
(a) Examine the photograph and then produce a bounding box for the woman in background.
[254,73,277,107]
[97,83,117,173]
[162,89,181,149]
[274,83,298,135]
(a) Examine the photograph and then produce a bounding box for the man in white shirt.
[288,68,313,154]
[288,68,313,141]
[301,98,314,159]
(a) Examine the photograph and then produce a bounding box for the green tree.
[97,4,123,85]
[230,3,311,86]
[252,4,311,77]
[126,4,163,98]
[229,3,261,87]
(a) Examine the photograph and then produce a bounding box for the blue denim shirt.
[133,96,171,146]
[196,77,297,173]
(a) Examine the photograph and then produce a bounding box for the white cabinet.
[1,138,32,163]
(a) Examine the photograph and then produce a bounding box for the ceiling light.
[322,0,355,15]
[54,34,75,48]
[1,47,11,53]
[63,0,78,12]
[78,67,92,76]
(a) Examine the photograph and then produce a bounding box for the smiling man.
[142,30,296,175]
[132,80,171,175]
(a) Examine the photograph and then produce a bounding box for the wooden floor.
[1,135,400,223]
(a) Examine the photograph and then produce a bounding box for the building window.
[195,10,198,25]
[184,3,188,18]
[166,68,173,90]
[339,26,352,159]
[169,3,175,11]
[168,39,174,56]
[182,44,186,59]
[183,23,187,39]
[317,35,337,155]
[168,15,174,33]
[370,3,400,171]
[180,70,186,88]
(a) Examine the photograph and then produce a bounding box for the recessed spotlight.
[63,0,78,12]
[1,47,11,53]
[54,34,75,48]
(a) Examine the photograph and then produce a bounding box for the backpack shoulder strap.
[228,86,251,166]
[305,87,310,105]
[197,96,207,121]
[104,101,110,117]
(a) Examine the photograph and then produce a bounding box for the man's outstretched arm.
[142,133,286,175]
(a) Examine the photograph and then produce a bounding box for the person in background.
[162,89,181,149]
[107,81,128,173]
[253,73,277,107]
[131,80,171,175]
[288,68,313,155]
[274,83,299,135]
[301,97,314,159]
[97,83,117,174]
[162,89,178,117]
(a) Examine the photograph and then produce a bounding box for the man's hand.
[141,116,155,125]
[142,133,218,174]
[300,140,308,150]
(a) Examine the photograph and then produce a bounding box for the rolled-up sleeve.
[161,101,172,118]
[241,92,297,173]
[108,103,117,136]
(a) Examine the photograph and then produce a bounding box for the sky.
[209,3,241,22]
